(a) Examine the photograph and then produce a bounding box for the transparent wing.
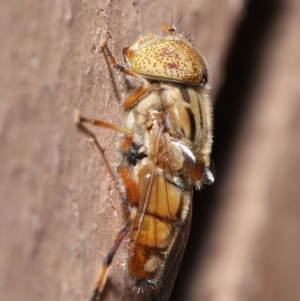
[151,184,193,301]
[122,122,196,301]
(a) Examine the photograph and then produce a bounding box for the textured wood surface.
[1,1,300,301]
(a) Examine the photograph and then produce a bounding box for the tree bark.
[1,1,300,301]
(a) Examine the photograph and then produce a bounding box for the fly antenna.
[161,7,176,33]
[161,9,184,33]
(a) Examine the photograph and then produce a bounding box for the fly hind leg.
[74,111,140,300]
[91,166,139,301]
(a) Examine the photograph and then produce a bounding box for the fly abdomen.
[128,166,190,289]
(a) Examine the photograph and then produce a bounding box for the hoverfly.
[75,21,214,301]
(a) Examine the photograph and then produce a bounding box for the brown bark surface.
[1,1,300,301]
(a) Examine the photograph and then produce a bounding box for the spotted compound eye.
[124,40,207,85]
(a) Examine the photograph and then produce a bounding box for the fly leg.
[91,166,139,301]
[74,110,134,150]
[74,111,140,300]
[101,41,152,110]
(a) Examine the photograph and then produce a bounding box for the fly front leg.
[101,41,152,110]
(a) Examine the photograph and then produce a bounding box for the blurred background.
[1,0,300,301]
